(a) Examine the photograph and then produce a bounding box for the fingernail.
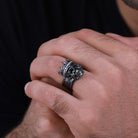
[24,82,30,91]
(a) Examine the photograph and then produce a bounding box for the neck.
[116,0,138,36]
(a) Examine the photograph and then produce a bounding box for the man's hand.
[25,29,138,138]
[6,100,74,138]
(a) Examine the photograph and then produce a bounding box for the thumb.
[106,33,138,50]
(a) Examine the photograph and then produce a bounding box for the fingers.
[30,55,112,100]
[38,29,134,62]
[37,33,111,72]
[30,56,96,99]
[30,56,64,81]
[25,80,78,119]
[106,33,138,50]
[75,29,135,57]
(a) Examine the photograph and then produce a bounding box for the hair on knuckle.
[52,94,69,114]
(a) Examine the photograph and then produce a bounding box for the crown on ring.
[58,59,84,80]
[58,59,71,75]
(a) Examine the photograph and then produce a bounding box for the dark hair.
[122,0,138,10]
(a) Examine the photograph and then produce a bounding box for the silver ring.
[58,59,84,93]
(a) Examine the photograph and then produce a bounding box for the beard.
[122,0,138,10]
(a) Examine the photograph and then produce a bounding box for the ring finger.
[30,56,97,99]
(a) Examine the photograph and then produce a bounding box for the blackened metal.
[59,59,84,93]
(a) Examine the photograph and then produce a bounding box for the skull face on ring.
[59,59,84,81]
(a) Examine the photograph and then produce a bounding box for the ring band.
[58,59,84,93]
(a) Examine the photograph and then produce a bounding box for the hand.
[6,100,74,138]
[25,29,138,138]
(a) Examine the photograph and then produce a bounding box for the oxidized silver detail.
[59,59,84,92]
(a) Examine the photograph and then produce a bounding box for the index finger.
[38,29,134,59]
[75,29,134,56]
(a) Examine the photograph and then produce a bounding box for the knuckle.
[78,28,91,34]
[95,81,109,101]
[37,38,57,57]
[51,94,70,115]
[59,33,96,56]
[87,78,110,103]
[112,65,123,77]
[57,34,74,46]
[73,44,98,58]
[108,62,125,84]
[79,108,95,127]
[37,118,56,134]
[76,28,95,39]
[47,56,61,69]
[57,34,82,53]
[47,56,57,67]
[78,28,118,45]
[97,35,117,44]
[111,64,123,78]
[84,115,95,126]
[126,49,138,70]
[37,42,47,56]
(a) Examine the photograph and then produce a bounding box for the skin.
[122,0,138,10]
[6,1,138,138]
[8,100,74,138]
[25,29,138,138]
[117,0,138,36]
[6,79,74,138]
